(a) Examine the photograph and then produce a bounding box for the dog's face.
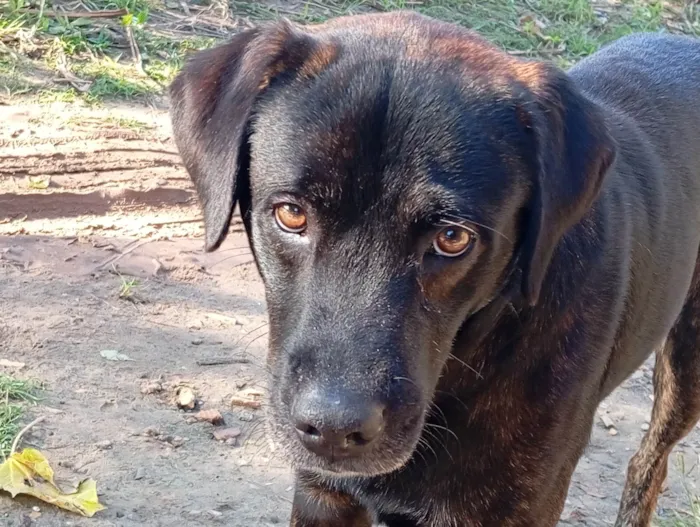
[170,12,615,476]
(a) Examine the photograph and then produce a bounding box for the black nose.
[292,388,385,459]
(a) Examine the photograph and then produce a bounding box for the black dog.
[170,11,700,526]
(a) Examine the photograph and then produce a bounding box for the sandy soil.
[1,101,699,527]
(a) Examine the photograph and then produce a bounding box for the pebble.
[608,428,619,436]
[134,468,146,480]
[641,423,650,431]
[191,338,204,345]
[96,440,113,450]
[140,381,163,395]
[194,409,224,425]
[239,411,255,422]
[213,427,242,442]
[32,507,40,513]
[142,426,160,437]
[600,414,615,429]
[176,387,196,410]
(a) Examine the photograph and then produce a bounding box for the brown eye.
[433,227,474,257]
[274,203,307,233]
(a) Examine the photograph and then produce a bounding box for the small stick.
[20,8,128,18]
[125,25,146,76]
[196,357,250,366]
[230,396,262,409]
[94,238,151,271]
[11,416,47,456]
[147,218,203,227]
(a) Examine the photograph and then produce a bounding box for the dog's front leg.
[290,479,373,527]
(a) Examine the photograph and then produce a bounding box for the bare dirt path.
[1,101,699,527]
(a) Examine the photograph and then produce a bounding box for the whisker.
[441,214,512,244]
[425,422,461,448]
[432,389,471,415]
[417,436,438,462]
[428,401,449,427]
[215,245,252,253]
[243,331,269,353]
[208,252,254,269]
[446,352,484,380]
[414,439,431,467]
[422,425,454,463]
[233,323,269,347]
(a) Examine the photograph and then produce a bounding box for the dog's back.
[572,33,700,182]
[571,35,700,392]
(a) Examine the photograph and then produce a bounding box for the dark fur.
[170,12,700,526]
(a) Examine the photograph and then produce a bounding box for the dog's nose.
[292,389,385,459]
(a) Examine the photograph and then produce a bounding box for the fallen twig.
[196,357,250,366]
[147,218,203,227]
[94,238,151,271]
[11,416,47,456]
[125,25,146,76]
[20,8,128,18]
[230,395,262,409]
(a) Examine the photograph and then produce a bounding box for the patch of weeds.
[139,34,216,83]
[655,454,700,526]
[602,0,665,42]
[44,17,115,56]
[74,57,160,101]
[36,87,79,103]
[118,276,140,300]
[66,114,152,131]
[0,375,40,459]
[106,116,153,131]
[0,58,35,97]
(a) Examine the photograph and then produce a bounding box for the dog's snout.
[292,388,385,459]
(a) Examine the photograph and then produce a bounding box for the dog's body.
[170,12,700,526]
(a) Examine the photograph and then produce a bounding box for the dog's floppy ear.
[170,22,336,251]
[516,63,616,306]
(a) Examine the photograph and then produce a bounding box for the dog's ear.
[516,63,616,306]
[170,22,337,251]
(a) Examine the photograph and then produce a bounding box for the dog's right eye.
[432,226,475,257]
[274,203,308,234]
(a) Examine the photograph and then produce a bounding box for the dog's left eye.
[432,227,475,257]
[274,203,308,233]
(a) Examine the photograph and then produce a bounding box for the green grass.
[1,0,699,103]
[0,374,41,459]
[655,455,700,526]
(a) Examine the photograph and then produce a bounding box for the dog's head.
[170,12,615,476]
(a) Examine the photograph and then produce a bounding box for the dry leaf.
[28,176,50,190]
[0,448,105,517]
[100,349,133,361]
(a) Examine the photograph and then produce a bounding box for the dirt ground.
[1,101,700,527]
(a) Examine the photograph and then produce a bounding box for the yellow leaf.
[0,448,105,517]
[28,177,50,190]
